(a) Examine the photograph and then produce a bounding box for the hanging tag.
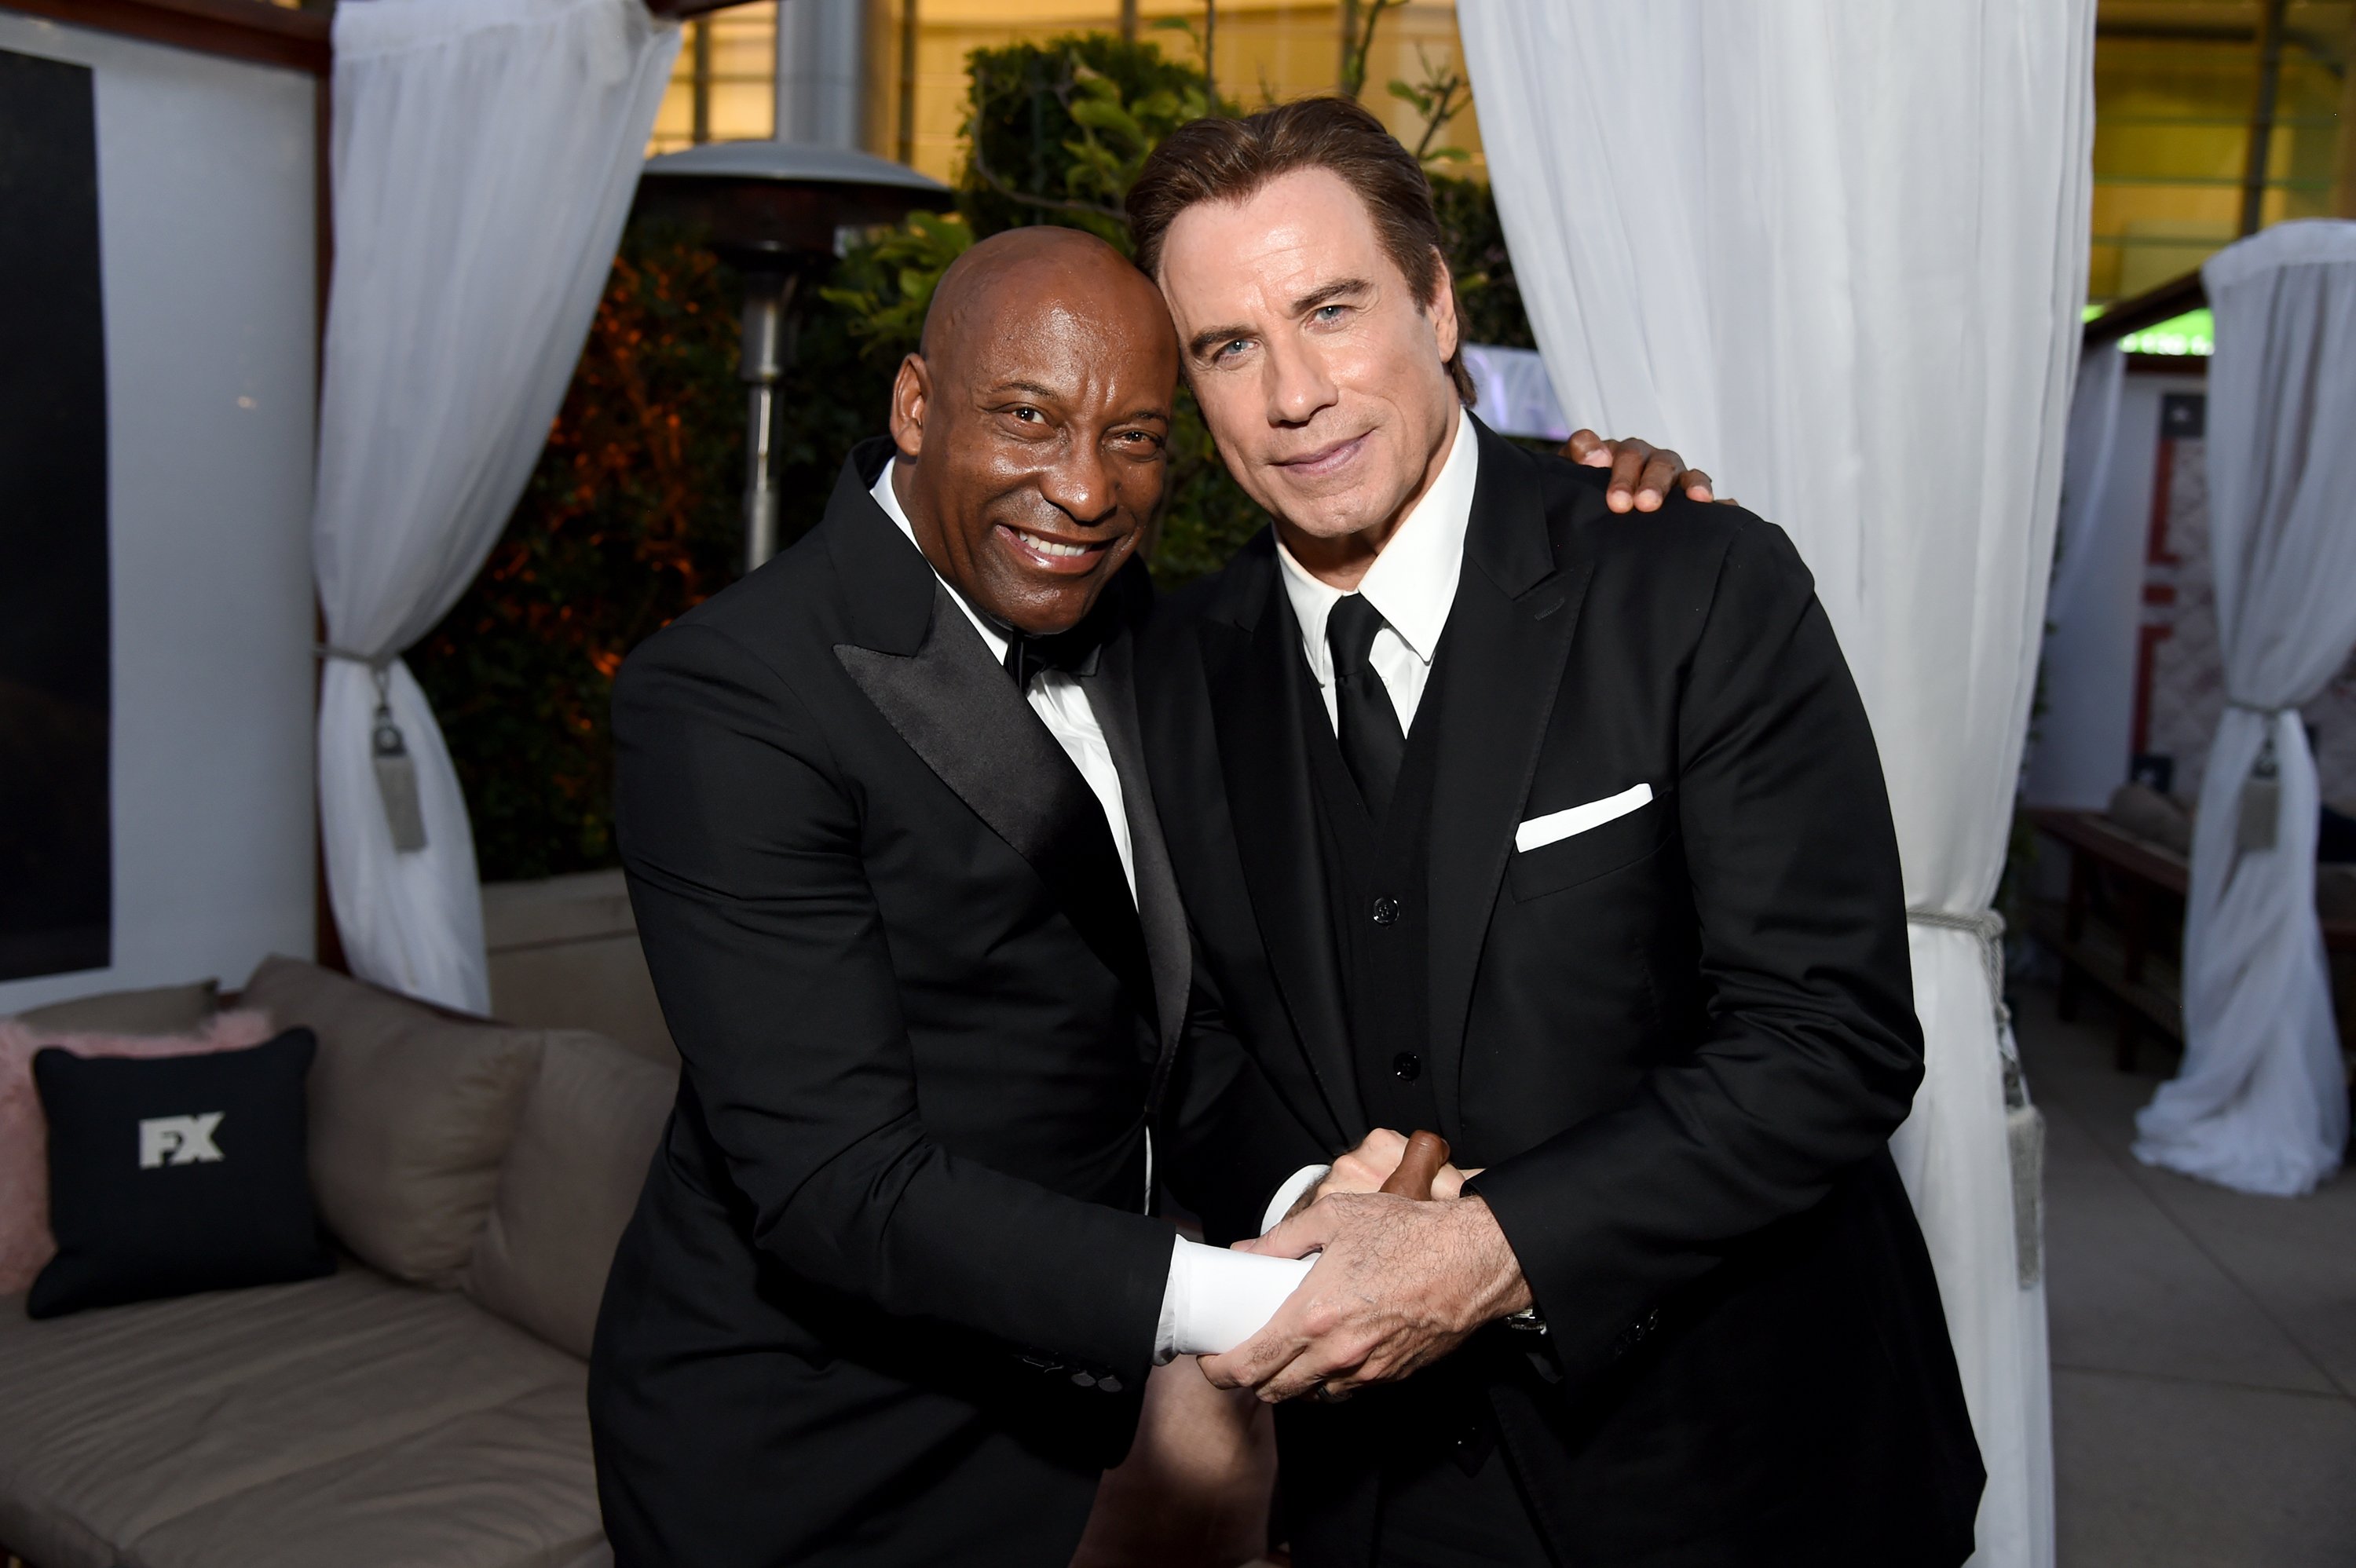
[2003,1054,2044,1289]
[2236,732,2280,854]
[371,706,430,853]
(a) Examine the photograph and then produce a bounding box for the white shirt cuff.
[1154,1234,1317,1363]
[1260,1163,1331,1237]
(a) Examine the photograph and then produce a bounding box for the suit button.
[1392,1051,1421,1081]
[1370,896,1400,925]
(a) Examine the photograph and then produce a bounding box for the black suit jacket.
[589,442,1319,1567]
[1138,420,1985,1567]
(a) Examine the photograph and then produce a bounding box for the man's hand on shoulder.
[1562,429,1722,514]
[1198,1193,1531,1404]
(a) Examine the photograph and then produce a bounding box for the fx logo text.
[138,1113,225,1169]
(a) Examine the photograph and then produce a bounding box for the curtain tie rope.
[314,643,397,672]
[1906,907,2014,1037]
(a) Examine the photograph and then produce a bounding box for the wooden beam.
[0,0,328,75]
[2084,268,2208,348]
[646,0,764,17]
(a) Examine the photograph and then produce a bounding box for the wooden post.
[895,0,919,169]
[2237,0,2288,236]
[1202,1,1216,108]
[2336,9,2356,218]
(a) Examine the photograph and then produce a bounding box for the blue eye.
[1314,305,1345,323]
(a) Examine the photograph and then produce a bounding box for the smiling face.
[888,228,1178,636]
[1154,166,1462,576]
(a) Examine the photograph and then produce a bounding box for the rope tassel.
[1910,907,2043,1288]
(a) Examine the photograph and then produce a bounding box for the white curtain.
[313,0,679,1011]
[1459,342,1571,442]
[2132,221,2356,1197]
[2025,344,2133,809]
[1458,5,2096,1565]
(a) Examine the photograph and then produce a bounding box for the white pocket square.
[1516,782,1654,853]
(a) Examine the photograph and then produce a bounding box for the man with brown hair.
[1128,99,1985,1566]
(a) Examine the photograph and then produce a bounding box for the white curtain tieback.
[314,642,398,671]
[316,645,427,852]
[1912,906,2044,1288]
[1906,907,2012,1034]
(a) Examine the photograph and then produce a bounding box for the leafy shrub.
[408,225,889,879]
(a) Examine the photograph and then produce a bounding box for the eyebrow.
[980,382,1168,425]
[1184,276,1374,362]
[1292,276,1372,315]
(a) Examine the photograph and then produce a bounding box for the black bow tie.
[1002,623,1104,689]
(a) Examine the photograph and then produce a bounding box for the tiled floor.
[2017,985,2356,1568]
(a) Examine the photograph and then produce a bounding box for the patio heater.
[635,141,951,572]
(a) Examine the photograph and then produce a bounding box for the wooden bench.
[2028,807,2356,1073]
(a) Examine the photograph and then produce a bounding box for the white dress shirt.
[1276,403,1480,736]
[869,463,1311,1361]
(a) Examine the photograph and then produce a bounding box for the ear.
[1425,250,1461,368]
[889,353,931,460]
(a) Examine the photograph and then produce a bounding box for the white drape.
[2025,344,2131,808]
[1458,6,2095,1564]
[2132,221,2356,1197]
[313,0,679,1011]
[1459,342,1571,442]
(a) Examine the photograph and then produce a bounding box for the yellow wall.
[868,2,1480,183]
[654,2,1481,178]
[650,3,780,152]
[2091,1,2354,304]
[646,1,2356,307]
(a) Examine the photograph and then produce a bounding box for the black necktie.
[1326,594,1407,820]
[1002,623,1104,690]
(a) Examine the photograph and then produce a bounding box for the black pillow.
[29,1028,334,1318]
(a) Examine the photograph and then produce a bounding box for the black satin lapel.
[1424,517,1592,1137]
[1084,630,1188,1095]
[1206,587,1363,1135]
[836,585,1154,1018]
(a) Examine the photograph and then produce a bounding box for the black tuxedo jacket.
[589,441,1319,1567]
[1138,420,1984,1567]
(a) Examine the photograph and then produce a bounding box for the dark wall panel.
[0,49,111,981]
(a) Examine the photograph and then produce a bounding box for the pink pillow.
[0,1009,278,1294]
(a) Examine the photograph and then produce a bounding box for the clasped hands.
[1197,1128,1532,1405]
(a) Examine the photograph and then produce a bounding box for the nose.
[1264,333,1338,428]
[1037,437,1118,527]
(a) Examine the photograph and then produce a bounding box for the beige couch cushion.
[482,869,678,1069]
[15,979,218,1037]
[0,1266,588,1568]
[466,1032,675,1358]
[123,1381,602,1568]
[239,957,541,1288]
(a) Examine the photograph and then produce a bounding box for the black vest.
[1296,653,1446,1136]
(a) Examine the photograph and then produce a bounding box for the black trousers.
[1371,1431,1557,1568]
